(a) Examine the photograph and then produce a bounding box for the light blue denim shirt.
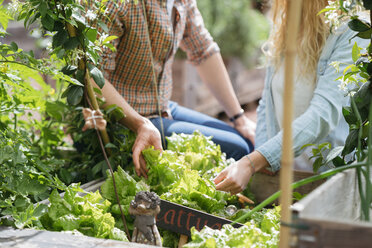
[255,24,369,172]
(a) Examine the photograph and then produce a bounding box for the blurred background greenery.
[197,0,269,66]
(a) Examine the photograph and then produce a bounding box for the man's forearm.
[90,78,146,133]
[196,52,242,118]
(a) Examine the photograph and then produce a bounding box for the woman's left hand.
[214,157,255,195]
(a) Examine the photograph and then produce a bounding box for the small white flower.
[86,10,97,21]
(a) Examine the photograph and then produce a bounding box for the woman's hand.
[214,156,255,195]
[234,115,256,144]
[214,151,269,194]
[132,118,163,178]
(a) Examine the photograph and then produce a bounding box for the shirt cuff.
[256,135,283,172]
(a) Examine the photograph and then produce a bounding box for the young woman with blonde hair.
[214,0,369,194]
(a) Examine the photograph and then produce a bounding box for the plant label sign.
[156,199,243,236]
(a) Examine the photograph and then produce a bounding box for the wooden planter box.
[292,168,372,248]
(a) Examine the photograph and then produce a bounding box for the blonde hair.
[264,0,330,75]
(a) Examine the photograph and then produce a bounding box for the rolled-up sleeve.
[179,0,219,65]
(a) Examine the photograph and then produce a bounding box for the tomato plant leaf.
[63,37,80,50]
[52,30,68,48]
[86,28,98,42]
[87,64,105,88]
[41,14,54,31]
[325,146,344,164]
[66,85,83,106]
[348,18,371,32]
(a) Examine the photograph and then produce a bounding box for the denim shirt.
[255,24,369,172]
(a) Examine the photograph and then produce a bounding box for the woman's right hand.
[214,151,269,194]
[214,156,255,194]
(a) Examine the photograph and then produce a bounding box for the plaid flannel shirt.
[101,0,219,117]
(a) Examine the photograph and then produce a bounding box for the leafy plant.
[301,142,345,173]
[41,184,128,242]
[0,128,66,226]
[184,206,280,248]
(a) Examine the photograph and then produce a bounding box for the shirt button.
[162,2,166,7]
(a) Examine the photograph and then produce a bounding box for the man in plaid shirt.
[95,0,256,177]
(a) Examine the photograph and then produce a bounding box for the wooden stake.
[178,235,188,248]
[279,0,303,248]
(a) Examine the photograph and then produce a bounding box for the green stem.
[14,114,17,130]
[351,97,363,160]
[232,161,368,224]
[356,168,367,220]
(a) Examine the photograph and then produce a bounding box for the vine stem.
[65,19,129,239]
[85,94,131,239]
[95,128,131,239]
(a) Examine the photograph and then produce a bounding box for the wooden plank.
[294,217,372,248]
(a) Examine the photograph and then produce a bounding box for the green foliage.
[0,129,66,227]
[12,0,120,105]
[100,166,149,231]
[41,184,128,242]
[62,104,135,183]
[0,0,12,31]
[184,206,280,248]
[98,131,253,239]
[323,0,372,221]
[301,142,345,173]
[197,0,269,66]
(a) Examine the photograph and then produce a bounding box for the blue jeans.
[149,101,253,160]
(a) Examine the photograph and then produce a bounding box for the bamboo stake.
[66,23,111,146]
[279,0,303,247]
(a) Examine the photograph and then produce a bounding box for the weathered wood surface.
[0,227,156,248]
[293,217,372,248]
[250,170,326,204]
[292,168,372,248]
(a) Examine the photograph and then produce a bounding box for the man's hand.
[233,115,256,144]
[214,156,254,195]
[132,118,163,178]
